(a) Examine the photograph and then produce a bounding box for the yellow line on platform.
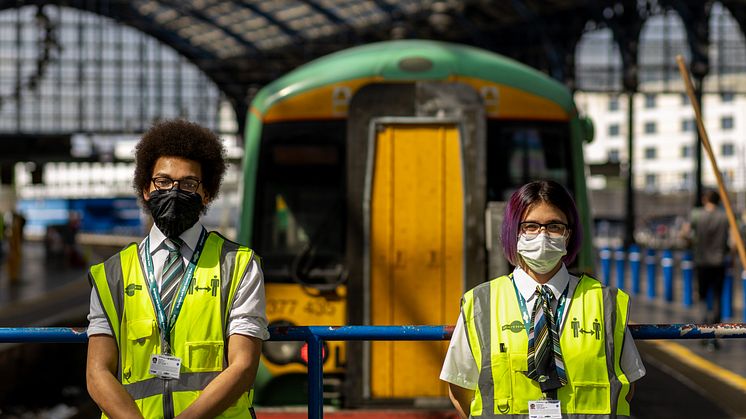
[650,340,746,393]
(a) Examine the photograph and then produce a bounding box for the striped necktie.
[160,238,185,317]
[526,284,567,393]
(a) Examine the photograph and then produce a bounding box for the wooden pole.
[676,55,746,270]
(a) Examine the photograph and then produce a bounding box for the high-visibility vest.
[89,231,255,419]
[461,274,631,418]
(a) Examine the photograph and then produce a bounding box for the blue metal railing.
[3,324,746,418]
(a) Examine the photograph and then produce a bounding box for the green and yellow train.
[237,39,594,405]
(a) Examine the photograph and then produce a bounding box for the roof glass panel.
[319,0,387,29]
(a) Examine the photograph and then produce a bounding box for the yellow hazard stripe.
[650,340,746,392]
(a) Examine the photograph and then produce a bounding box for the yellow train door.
[368,121,464,399]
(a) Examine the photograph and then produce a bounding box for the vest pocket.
[123,319,156,383]
[487,352,512,414]
[508,353,536,414]
[572,381,610,413]
[185,341,224,372]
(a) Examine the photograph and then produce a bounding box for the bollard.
[681,250,693,308]
[629,245,641,295]
[662,249,674,302]
[615,245,626,290]
[723,267,733,320]
[600,247,612,286]
[646,248,657,299]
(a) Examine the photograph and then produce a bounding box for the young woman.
[440,180,645,418]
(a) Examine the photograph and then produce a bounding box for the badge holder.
[150,354,182,379]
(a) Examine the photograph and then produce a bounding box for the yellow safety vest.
[89,231,255,419]
[461,274,631,418]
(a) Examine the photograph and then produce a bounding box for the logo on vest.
[501,320,524,333]
[188,276,220,297]
[125,284,142,297]
[570,317,601,340]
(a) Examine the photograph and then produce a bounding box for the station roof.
[1,0,590,109]
[5,0,746,111]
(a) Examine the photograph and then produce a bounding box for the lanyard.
[511,274,569,335]
[144,228,207,350]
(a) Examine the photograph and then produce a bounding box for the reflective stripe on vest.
[462,275,631,418]
[89,231,255,419]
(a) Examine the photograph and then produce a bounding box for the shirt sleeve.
[620,328,646,382]
[87,287,113,337]
[440,312,479,390]
[226,257,270,340]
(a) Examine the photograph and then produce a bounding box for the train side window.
[486,121,574,201]
[254,121,346,284]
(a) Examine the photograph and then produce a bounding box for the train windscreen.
[486,120,575,201]
[254,121,346,285]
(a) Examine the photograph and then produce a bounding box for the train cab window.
[486,121,574,201]
[254,121,346,286]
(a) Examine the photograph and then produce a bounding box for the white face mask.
[516,232,568,274]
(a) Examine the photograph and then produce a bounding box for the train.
[237,39,595,406]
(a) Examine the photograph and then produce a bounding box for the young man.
[86,119,268,418]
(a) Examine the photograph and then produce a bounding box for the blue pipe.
[307,335,324,419]
[267,325,455,341]
[646,248,657,299]
[723,268,733,320]
[662,249,674,302]
[682,250,693,307]
[5,324,746,343]
[615,246,626,290]
[742,270,746,322]
[600,247,612,286]
[629,245,641,295]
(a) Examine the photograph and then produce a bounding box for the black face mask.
[145,189,204,239]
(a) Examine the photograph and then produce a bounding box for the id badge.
[528,399,562,419]
[149,354,182,380]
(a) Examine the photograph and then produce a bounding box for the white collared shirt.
[87,222,269,340]
[439,265,646,390]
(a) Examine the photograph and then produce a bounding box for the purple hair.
[500,180,583,267]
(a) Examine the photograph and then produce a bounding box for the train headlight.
[262,320,304,365]
[263,340,304,365]
[300,341,329,365]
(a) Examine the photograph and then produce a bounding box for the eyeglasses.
[519,221,569,239]
[151,177,201,193]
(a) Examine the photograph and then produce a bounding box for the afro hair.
[133,119,226,211]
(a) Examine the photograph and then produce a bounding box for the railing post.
[615,245,626,290]
[662,249,674,302]
[646,248,657,300]
[629,244,640,295]
[600,247,612,286]
[682,250,693,308]
[307,335,324,419]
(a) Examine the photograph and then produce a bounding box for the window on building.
[721,92,735,102]
[644,147,657,159]
[722,142,735,157]
[644,121,657,134]
[681,119,695,132]
[644,94,656,108]
[681,145,693,158]
[722,169,734,186]
[608,149,620,162]
[608,96,620,111]
[608,124,620,137]
[681,172,691,188]
[721,116,734,130]
[645,174,657,189]
[681,93,690,106]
